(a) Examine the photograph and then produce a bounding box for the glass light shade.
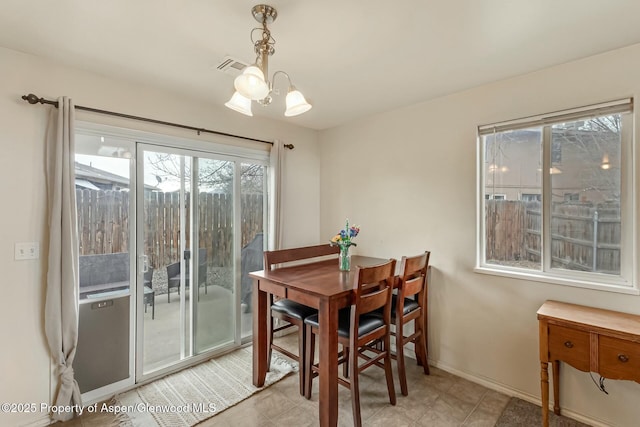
[284,89,312,117]
[224,91,253,116]
[234,66,269,100]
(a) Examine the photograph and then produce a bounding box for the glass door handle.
[141,255,149,273]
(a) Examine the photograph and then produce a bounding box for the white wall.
[0,46,319,427]
[319,43,640,427]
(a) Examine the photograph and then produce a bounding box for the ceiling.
[3,1,640,130]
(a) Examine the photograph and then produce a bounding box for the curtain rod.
[21,93,294,149]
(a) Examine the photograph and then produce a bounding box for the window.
[521,193,541,202]
[485,194,506,200]
[477,99,634,292]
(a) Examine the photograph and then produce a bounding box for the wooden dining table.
[250,254,390,427]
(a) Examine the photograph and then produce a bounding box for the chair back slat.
[398,251,430,298]
[357,287,390,314]
[264,244,339,270]
[356,259,395,288]
[353,259,396,315]
[403,275,424,298]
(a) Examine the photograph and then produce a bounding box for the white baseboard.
[137,326,611,425]
[428,357,611,427]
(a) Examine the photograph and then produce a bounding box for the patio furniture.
[166,248,207,302]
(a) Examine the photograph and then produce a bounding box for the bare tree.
[147,154,265,193]
[551,115,621,202]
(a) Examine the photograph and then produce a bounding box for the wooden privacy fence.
[486,200,620,274]
[77,189,130,255]
[76,189,263,269]
[486,201,528,262]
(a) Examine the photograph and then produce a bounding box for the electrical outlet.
[15,242,39,260]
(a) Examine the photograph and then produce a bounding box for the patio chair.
[166,248,208,303]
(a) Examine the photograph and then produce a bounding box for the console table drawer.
[598,335,640,382]
[538,300,640,427]
[548,325,590,371]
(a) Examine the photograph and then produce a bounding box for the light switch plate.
[15,242,39,260]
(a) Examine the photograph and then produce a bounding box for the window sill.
[474,266,639,295]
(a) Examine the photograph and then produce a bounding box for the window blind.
[478,98,633,135]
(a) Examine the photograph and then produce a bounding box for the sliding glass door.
[136,143,267,379]
[75,123,268,392]
[138,145,232,376]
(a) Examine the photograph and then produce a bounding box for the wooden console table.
[537,300,640,427]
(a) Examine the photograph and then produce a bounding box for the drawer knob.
[564,341,574,348]
[618,354,629,363]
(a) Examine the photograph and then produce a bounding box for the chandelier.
[225,4,312,117]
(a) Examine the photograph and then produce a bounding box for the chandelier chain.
[251,29,275,55]
[225,4,312,117]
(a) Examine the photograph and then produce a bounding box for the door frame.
[76,121,270,390]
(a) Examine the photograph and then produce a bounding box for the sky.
[75,153,182,192]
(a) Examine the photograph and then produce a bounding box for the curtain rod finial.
[22,93,42,104]
[284,143,294,150]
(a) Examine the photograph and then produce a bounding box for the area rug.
[112,346,296,427]
[495,397,591,427]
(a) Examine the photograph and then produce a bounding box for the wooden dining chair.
[263,244,340,395]
[303,259,397,427]
[389,251,431,396]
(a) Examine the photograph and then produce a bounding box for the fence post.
[592,210,599,272]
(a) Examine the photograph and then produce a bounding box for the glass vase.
[339,246,351,271]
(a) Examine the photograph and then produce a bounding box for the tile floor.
[61,334,512,427]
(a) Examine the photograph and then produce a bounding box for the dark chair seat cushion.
[304,308,385,338]
[391,294,419,317]
[372,295,419,319]
[271,299,317,321]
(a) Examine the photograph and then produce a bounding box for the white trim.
[477,102,636,294]
[75,121,262,393]
[542,126,552,273]
[478,98,633,134]
[474,266,639,295]
[620,112,635,294]
[400,347,613,427]
[476,135,485,270]
[428,358,612,427]
[233,159,242,346]
[75,136,137,405]
[76,121,270,163]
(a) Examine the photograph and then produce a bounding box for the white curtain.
[268,140,285,251]
[44,97,82,421]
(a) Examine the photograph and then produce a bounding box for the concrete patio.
[142,276,253,373]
